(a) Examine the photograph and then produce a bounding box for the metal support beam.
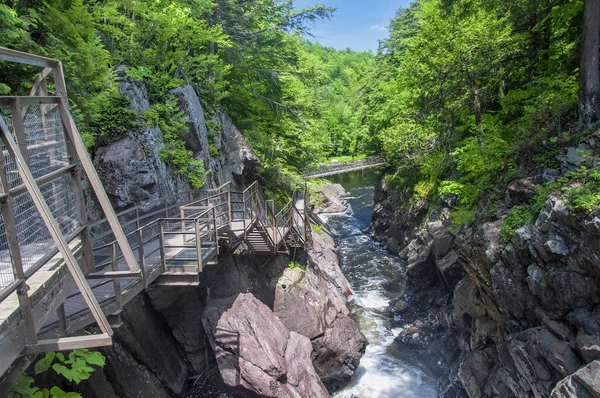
[0,115,113,337]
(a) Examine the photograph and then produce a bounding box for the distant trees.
[579,0,600,128]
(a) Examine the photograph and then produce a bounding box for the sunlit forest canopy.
[1,0,598,206]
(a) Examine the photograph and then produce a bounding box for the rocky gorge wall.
[68,75,365,397]
[372,134,600,397]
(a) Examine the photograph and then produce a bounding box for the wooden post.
[111,243,122,308]
[158,221,167,273]
[212,206,219,255]
[9,99,30,166]
[227,190,232,229]
[0,115,113,336]
[57,304,67,337]
[62,108,95,275]
[195,219,203,273]
[0,121,37,345]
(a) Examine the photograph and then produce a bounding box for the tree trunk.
[579,0,600,128]
[473,87,482,126]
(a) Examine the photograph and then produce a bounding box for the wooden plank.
[55,98,139,273]
[0,96,60,106]
[86,271,142,280]
[0,116,113,337]
[0,47,57,68]
[25,333,112,354]
[0,322,26,378]
[29,68,53,96]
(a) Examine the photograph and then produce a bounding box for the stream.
[323,170,438,398]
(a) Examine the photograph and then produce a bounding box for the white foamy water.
[325,171,438,398]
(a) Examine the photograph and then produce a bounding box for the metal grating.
[0,104,78,290]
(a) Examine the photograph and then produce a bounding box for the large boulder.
[306,229,354,296]
[312,183,348,214]
[202,293,329,398]
[273,268,366,390]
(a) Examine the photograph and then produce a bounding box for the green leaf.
[35,352,56,374]
[82,351,106,367]
[49,386,81,398]
[52,363,73,382]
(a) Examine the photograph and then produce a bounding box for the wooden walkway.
[0,180,310,382]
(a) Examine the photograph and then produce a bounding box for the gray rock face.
[202,293,329,398]
[374,147,600,398]
[90,76,259,216]
[78,293,190,398]
[505,176,541,207]
[273,268,366,390]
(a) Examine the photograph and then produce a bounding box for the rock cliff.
[373,133,600,397]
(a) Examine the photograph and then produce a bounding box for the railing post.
[243,193,247,237]
[158,221,167,273]
[57,304,67,337]
[227,190,232,229]
[195,219,203,273]
[213,206,219,255]
[137,229,147,288]
[111,243,122,309]
[63,107,95,274]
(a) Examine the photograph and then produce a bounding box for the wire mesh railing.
[0,104,81,293]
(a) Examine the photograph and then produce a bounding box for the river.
[323,170,438,398]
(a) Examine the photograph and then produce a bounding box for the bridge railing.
[304,156,386,177]
[272,201,292,249]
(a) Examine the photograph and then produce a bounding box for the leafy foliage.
[155,100,207,189]
[9,350,106,398]
[288,260,307,271]
[362,0,586,228]
[500,206,532,242]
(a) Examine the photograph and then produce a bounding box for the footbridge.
[0,48,311,391]
[304,156,386,179]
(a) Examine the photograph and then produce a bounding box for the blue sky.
[294,0,413,53]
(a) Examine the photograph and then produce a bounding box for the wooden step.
[153,272,200,286]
